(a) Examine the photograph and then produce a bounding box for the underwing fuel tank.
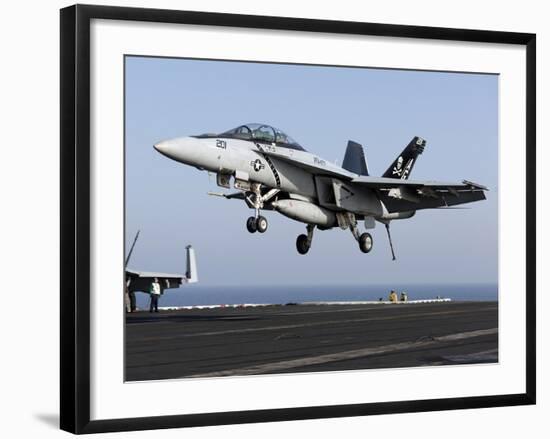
[271,199,337,227]
[379,210,416,221]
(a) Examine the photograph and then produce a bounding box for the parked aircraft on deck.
[125,230,198,297]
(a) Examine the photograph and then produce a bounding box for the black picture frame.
[60,4,536,434]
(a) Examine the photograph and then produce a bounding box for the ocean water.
[134,283,498,308]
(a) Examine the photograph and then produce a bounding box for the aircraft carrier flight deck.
[125,300,498,381]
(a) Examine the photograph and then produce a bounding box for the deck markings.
[130,307,497,342]
[187,328,498,377]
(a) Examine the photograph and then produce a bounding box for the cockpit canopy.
[219,123,306,151]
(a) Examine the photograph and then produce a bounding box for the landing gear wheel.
[296,234,310,255]
[256,216,268,233]
[246,216,257,233]
[359,232,373,253]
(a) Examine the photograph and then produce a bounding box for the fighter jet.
[154,123,487,259]
[125,230,198,306]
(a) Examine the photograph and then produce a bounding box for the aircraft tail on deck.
[342,140,369,176]
[382,137,426,180]
[185,245,198,283]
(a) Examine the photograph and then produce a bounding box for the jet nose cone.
[153,139,183,161]
[153,140,171,155]
[153,136,206,167]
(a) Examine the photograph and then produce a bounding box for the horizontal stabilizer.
[342,141,369,176]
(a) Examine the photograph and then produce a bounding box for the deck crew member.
[149,278,161,312]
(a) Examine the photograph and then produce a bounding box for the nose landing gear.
[256,215,268,233]
[246,216,257,233]
[244,184,278,234]
[247,215,268,233]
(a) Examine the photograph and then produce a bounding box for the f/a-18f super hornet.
[154,123,487,259]
[125,230,198,301]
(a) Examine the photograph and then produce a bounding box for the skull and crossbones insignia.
[392,156,404,176]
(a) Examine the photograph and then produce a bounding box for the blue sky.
[125,56,498,288]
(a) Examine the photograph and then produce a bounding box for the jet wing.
[126,269,186,293]
[352,176,487,211]
[260,149,356,180]
[126,269,186,279]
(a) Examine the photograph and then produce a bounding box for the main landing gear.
[348,213,373,254]
[296,224,315,255]
[294,221,373,255]
[359,232,373,253]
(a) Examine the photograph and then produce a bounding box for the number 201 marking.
[216,139,227,149]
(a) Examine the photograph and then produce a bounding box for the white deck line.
[157,298,452,311]
[187,328,497,378]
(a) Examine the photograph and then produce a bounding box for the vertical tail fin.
[184,245,198,283]
[342,141,369,176]
[382,137,426,180]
